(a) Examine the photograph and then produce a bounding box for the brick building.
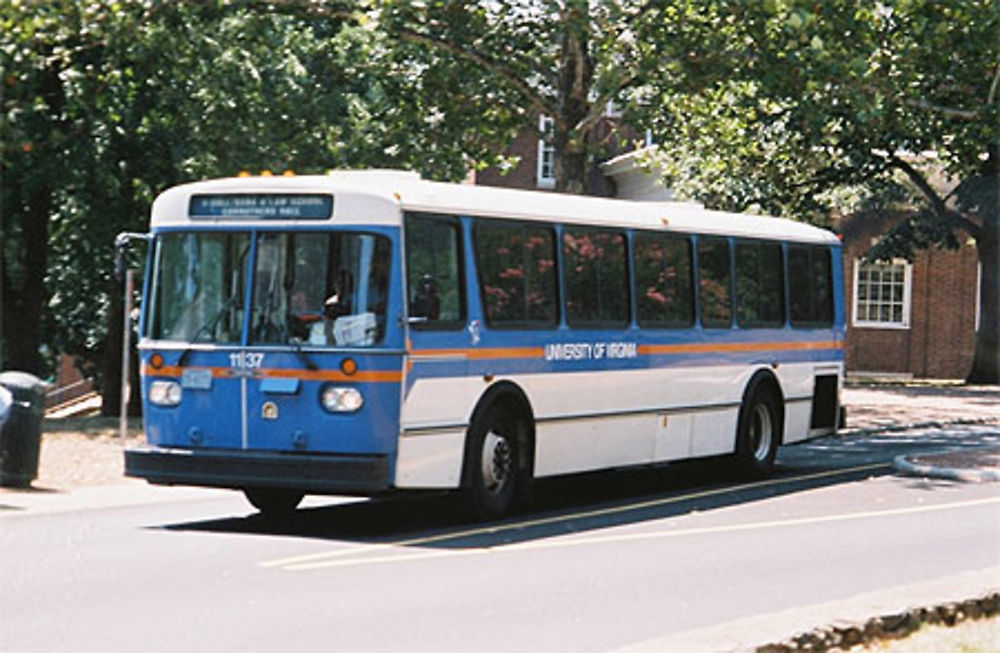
[474,136,981,380]
[839,211,980,380]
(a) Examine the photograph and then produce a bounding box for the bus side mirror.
[114,232,150,280]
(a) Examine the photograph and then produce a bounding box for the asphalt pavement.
[1,382,998,652]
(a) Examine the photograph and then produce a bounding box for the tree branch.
[239,0,358,21]
[241,1,554,118]
[988,62,1000,106]
[393,25,553,118]
[902,97,980,120]
[576,76,634,136]
[887,153,982,239]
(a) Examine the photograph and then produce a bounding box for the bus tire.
[732,377,782,479]
[244,488,304,517]
[462,402,526,519]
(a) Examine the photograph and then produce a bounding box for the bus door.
[241,231,403,456]
[401,214,470,410]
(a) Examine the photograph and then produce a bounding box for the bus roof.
[150,170,840,245]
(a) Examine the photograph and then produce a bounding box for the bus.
[124,169,844,518]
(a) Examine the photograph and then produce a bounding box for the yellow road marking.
[259,463,887,569]
[276,494,1000,571]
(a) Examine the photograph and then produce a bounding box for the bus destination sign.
[189,194,334,220]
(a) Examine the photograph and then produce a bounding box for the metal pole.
[119,269,134,443]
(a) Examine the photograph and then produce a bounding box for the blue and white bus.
[124,170,844,517]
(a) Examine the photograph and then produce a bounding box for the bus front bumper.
[125,446,391,494]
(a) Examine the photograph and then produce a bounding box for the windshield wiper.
[289,338,319,371]
[177,297,239,367]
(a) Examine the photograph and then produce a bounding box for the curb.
[757,592,1000,652]
[836,416,1000,439]
[0,481,234,517]
[893,452,1000,483]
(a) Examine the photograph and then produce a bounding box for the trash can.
[0,371,46,488]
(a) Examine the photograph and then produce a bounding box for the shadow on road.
[154,423,999,550]
[156,454,896,550]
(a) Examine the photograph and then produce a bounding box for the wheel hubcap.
[481,431,512,494]
[751,403,773,462]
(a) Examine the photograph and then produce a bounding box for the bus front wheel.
[732,380,781,478]
[244,488,304,517]
[462,404,524,519]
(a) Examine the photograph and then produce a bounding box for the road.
[2,425,999,652]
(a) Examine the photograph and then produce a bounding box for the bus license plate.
[181,368,213,390]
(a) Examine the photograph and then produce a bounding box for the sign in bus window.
[698,237,733,328]
[474,221,557,327]
[189,194,333,220]
[404,215,465,327]
[736,241,785,327]
[634,233,694,327]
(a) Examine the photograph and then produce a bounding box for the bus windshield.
[147,231,391,347]
[148,232,249,344]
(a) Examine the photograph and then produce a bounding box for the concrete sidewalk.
[839,384,1000,483]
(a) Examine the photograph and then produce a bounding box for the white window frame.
[975,262,981,332]
[536,115,555,189]
[852,258,912,329]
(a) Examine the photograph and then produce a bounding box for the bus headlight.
[321,386,364,413]
[149,380,182,406]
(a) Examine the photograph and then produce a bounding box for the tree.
[1,1,520,409]
[643,0,999,383]
[273,0,735,194]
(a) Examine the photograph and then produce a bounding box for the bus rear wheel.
[244,488,304,517]
[463,404,525,519]
[732,380,781,479]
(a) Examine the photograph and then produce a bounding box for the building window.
[853,259,911,328]
[537,115,555,189]
[976,263,981,332]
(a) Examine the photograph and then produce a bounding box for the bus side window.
[698,237,733,328]
[563,227,629,328]
[404,213,465,328]
[634,232,694,328]
[788,246,834,327]
[736,240,785,328]
[473,220,558,328]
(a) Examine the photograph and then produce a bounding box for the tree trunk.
[553,4,593,196]
[966,219,999,383]
[964,146,999,384]
[101,287,124,417]
[554,134,589,195]
[101,280,142,417]
[3,188,51,376]
[3,65,65,377]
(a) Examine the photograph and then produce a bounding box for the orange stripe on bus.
[258,368,403,383]
[144,365,402,383]
[407,348,469,358]
[638,341,844,355]
[408,340,842,361]
[467,347,545,360]
[407,347,546,360]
